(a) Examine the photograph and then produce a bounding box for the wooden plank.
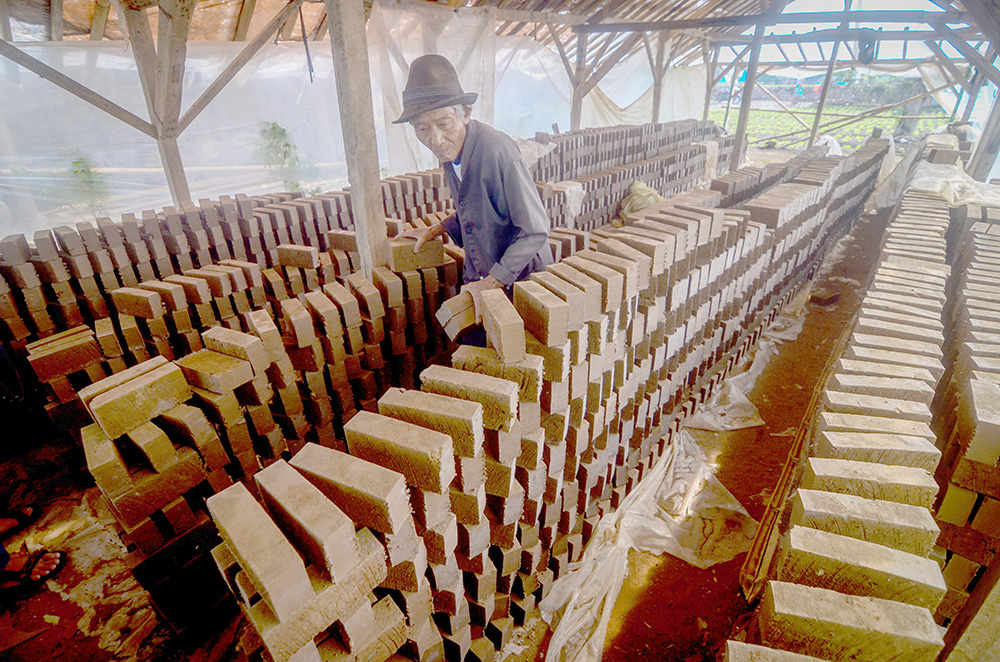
[936,25,1000,87]
[177,0,306,134]
[324,0,389,277]
[0,40,156,138]
[937,520,1000,566]
[926,40,974,94]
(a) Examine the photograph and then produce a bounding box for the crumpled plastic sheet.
[617,181,666,222]
[698,139,720,183]
[552,181,586,229]
[815,135,844,157]
[539,288,810,662]
[517,138,558,169]
[907,160,1000,208]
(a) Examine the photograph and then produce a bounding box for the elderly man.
[396,54,552,322]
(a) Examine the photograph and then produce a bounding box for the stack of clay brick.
[726,188,956,661]
[197,136,888,662]
[529,120,720,183]
[925,199,1000,659]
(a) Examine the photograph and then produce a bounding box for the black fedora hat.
[393,54,478,124]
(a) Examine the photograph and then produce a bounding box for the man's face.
[411,106,470,164]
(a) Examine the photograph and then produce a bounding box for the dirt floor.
[0,207,889,662]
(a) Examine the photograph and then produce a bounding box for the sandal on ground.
[0,506,40,541]
[0,550,68,590]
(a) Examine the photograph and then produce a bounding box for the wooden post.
[0,0,12,41]
[808,39,840,148]
[650,36,667,123]
[90,0,110,40]
[570,32,587,131]
[731,23,763,170]
[703,44,717,122]
[50,0,63,41]
[968,93,1000,182]
[962,69,985,122]
[721,63,739,131]
[324,0,389,278]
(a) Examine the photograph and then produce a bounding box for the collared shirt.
[441,120,552,286]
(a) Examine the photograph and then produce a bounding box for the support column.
[808,39,840,148]
[731,23,763,171]
[650,37,667,123]
[968,94,1000,182]
[570,32,587,131]
[324,0,389,278]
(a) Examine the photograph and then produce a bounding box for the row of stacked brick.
[929,199,1000,659]
[23,238,459,436]
[726,188,961,661]
[190,137,886,662]
[528,121,727,183]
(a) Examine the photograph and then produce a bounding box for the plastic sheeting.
[0,41,348,236]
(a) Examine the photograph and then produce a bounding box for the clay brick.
[81,423,133,497]
[802,457,938,508]
[81,358,192,439]
[126,421,179,472]
[157,403,229,470]
[775,526,946,609]
[175,349,254,393]
[814,430,940,471]
[289,443,410,535]
[419,364,518,432]
[344,411,454,493]
[110,287,165,319]
[202,326,270,377]
[378,387,484,458]
[480,289,525,363]
[760,581,943,662]
[277,244,319,270]
[790,488,939,556]
[206,482,315,622]
[255,460,360,581]
[724,641,839,661]
[513,280,570,348]
[451,346,543,402]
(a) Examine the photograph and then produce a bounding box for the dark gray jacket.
[442,120,552,286]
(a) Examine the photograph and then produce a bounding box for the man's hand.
[396,221,446,253]
[461,275,503,324]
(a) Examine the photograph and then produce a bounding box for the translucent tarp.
[0,41,349,236]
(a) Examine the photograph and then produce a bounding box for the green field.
[708,104,950,153]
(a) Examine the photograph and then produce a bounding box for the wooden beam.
[153,0,195,204]
[0,39,156,137]
[711,26,983,46]
[579,31,643,97]
[50,0,63,41]
[495,8,588,25]
[810,37,840,148]
[958,0,1000,48]
[731,22,763,170]
[178,0,305,135]
[90,0,110,40]
[573,10,968,34]
[324,0,389,278]
[713,45,749,85]
[233,0,256,41]
[703,44,717,121]
[926,40,973,94]
[968,93,1000,181]
[935,25,1000,86]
